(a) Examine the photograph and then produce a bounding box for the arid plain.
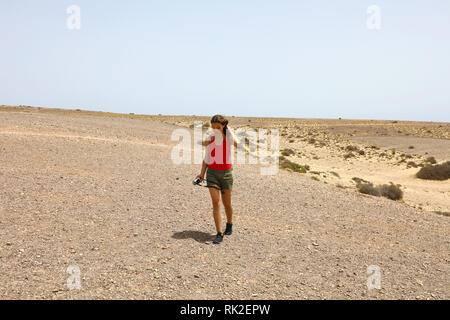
[0,105,448,299]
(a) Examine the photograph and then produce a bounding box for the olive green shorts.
[206,168,233,191]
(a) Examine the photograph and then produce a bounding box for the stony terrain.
[0,106,449,300]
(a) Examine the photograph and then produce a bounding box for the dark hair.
[210,115,229,135]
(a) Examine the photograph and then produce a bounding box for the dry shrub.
[344,152,355,159]
[356,181,403,200]
[416,161,450,181]
[434,211,450,217]
[357,183,381,197]
[330,171,340,178]
[424,156,437,164]
[345,145,359,152]
[352,177,370,184]
[407,161,417,168]
[281,148,295,156]
[378,183,403,200]
[279,159,309,173]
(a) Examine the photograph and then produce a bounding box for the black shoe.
[224,223,233,235]
[212,232,224,244]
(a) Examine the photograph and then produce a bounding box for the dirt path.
[0,110,449,299]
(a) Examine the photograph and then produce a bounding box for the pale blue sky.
[1,1,449,121]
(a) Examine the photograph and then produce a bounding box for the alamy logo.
[67,265,81,290]
[366,5,381,30]
[171,122,280,175]
[366,265,381,290]
[67,5,81,30]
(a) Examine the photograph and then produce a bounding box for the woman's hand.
[195,174,205,182]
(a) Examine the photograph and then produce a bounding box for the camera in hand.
[193,177,201,185]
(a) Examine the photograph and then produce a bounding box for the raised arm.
[228,127,251,153]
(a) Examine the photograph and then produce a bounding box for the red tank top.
[207,135,232,170]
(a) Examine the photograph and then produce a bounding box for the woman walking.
[194,115,246,244]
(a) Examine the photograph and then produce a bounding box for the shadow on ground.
[172,230,214,243]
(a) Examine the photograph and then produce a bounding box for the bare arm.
[199,160,207,179]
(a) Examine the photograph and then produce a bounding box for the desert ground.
[0,105,449,299]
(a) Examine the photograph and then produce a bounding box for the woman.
[194,115,247,244]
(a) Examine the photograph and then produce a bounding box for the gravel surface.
[0,110,449,299]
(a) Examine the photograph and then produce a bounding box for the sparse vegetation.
[357,182,381,197]
[433,211,450,217]
[281,148,295,156]
[345,145,358,152]
[424,156,437,164]
[330,171,340,178]
[416,161,450,181]
[352,177,370,184]
[344,152,355,160]
[407,161,418,168]
[279,159,309,173]
[2,105,448,216]
[378,183,404,200]
[356,181,403,200]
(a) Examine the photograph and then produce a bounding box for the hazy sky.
[1,1,449,121]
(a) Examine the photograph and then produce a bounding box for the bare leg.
[209,186,222,233]
[221,189,233,224]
